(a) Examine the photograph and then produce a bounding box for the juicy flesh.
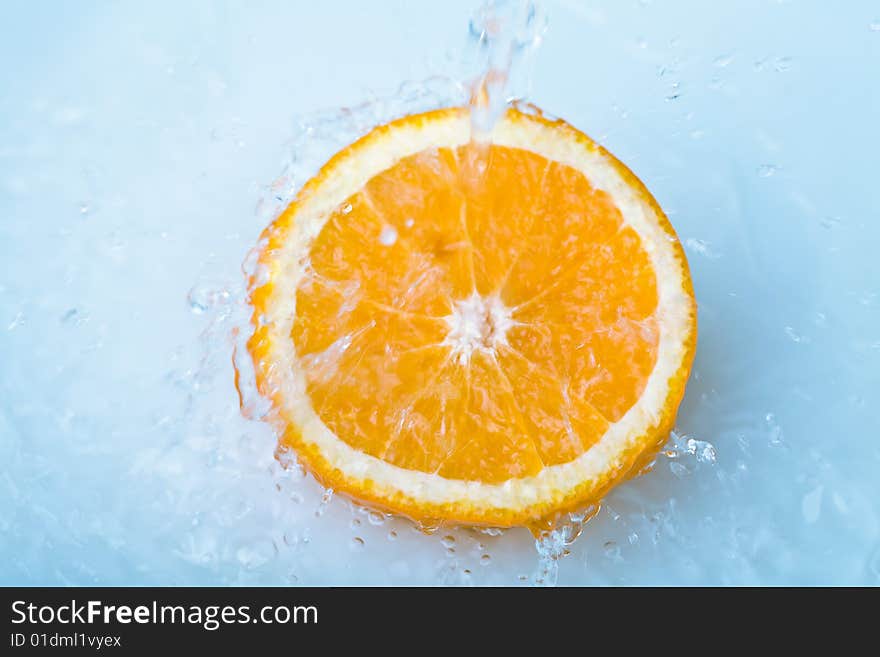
[292,144,659,484]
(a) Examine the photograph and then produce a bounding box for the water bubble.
[350,537,365,551]
[78,202,90,215]
[367,511,386,526]
[480,554,491,566]
[350,518,362,529]
[757,164,779,178]
[314,488,334,517]
[341,203,353,215]
[387,529,398,541]
[379,224,398,246]
[441,535,456,549]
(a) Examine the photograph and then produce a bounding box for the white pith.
[443,293,513,365]
[257,110,694,513]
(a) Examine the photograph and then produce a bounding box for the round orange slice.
[247,106,696,531]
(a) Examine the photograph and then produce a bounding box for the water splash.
[220,0,714,585]
[466,0,547,139]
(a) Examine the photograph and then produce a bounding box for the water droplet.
[235,541,277,570]
[479,527,505,537]
[801,486,823,524]
[773,56,792,72]
[757,164,779,178]
[350,518,362,529]
[315,488,334,517]
[367,510,386,526]
[441,534,456,548]
[686,438,717,463]
[60,308,78,323]
[7,311,24,331]
[480,554,491,566]
[765,413,785,445]
[684,238,720,259]
[387,529,398,541]
[379,224,398,246]
[187,284,230,315]
[604,541,623,562]
[784,326,810,344]
[350,537,365,551]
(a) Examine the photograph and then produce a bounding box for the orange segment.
[437,351,544,482]
[363,147,473,307]
[309,189,462,317]
[248,106,697,528]
[305,309,449,461]
[495,345,609,465]
[457,144,550,295]
[382,351,469,473]
[500,161,625,307]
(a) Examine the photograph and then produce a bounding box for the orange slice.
[247,107,696,531]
